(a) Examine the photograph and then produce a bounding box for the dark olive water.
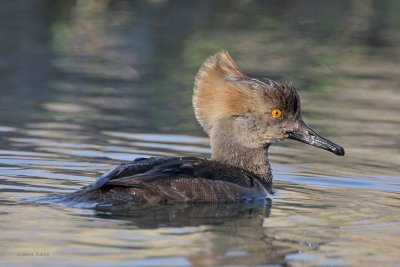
[1,1,400,266]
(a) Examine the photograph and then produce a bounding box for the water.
[1,1,400,266]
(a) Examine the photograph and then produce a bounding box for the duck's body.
[62,51,344,208]
[61,157,271,207]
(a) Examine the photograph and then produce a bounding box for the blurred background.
[0,1,399,266]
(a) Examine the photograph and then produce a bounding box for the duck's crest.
[193,51,262,134]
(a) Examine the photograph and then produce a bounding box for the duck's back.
[59,157,271,208]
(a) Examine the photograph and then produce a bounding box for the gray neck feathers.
[209,120,272,184]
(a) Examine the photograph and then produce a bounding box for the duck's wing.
[63,156,271,205]
[93,157,253,188]
[88,157,270,203]
[89,157,177,191]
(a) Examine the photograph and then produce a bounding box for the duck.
[61,51,344,207]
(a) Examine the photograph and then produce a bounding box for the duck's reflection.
[90,200,272,228]
[82,200,295,265]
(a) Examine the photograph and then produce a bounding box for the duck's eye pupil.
[271,109,282,119]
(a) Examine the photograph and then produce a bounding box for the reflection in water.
[0,0,400,266]
[90,201,271,228]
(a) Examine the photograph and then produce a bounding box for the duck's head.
[193,51,344,156]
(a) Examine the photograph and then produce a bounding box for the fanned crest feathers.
[193,51,300,134]
[193,51,259,133]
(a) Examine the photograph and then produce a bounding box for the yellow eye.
[271,109,282,119]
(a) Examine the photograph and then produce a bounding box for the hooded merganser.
[62,51,344,207]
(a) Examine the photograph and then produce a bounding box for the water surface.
[0,1,399,266]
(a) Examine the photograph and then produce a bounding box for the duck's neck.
[209,122,272,184]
